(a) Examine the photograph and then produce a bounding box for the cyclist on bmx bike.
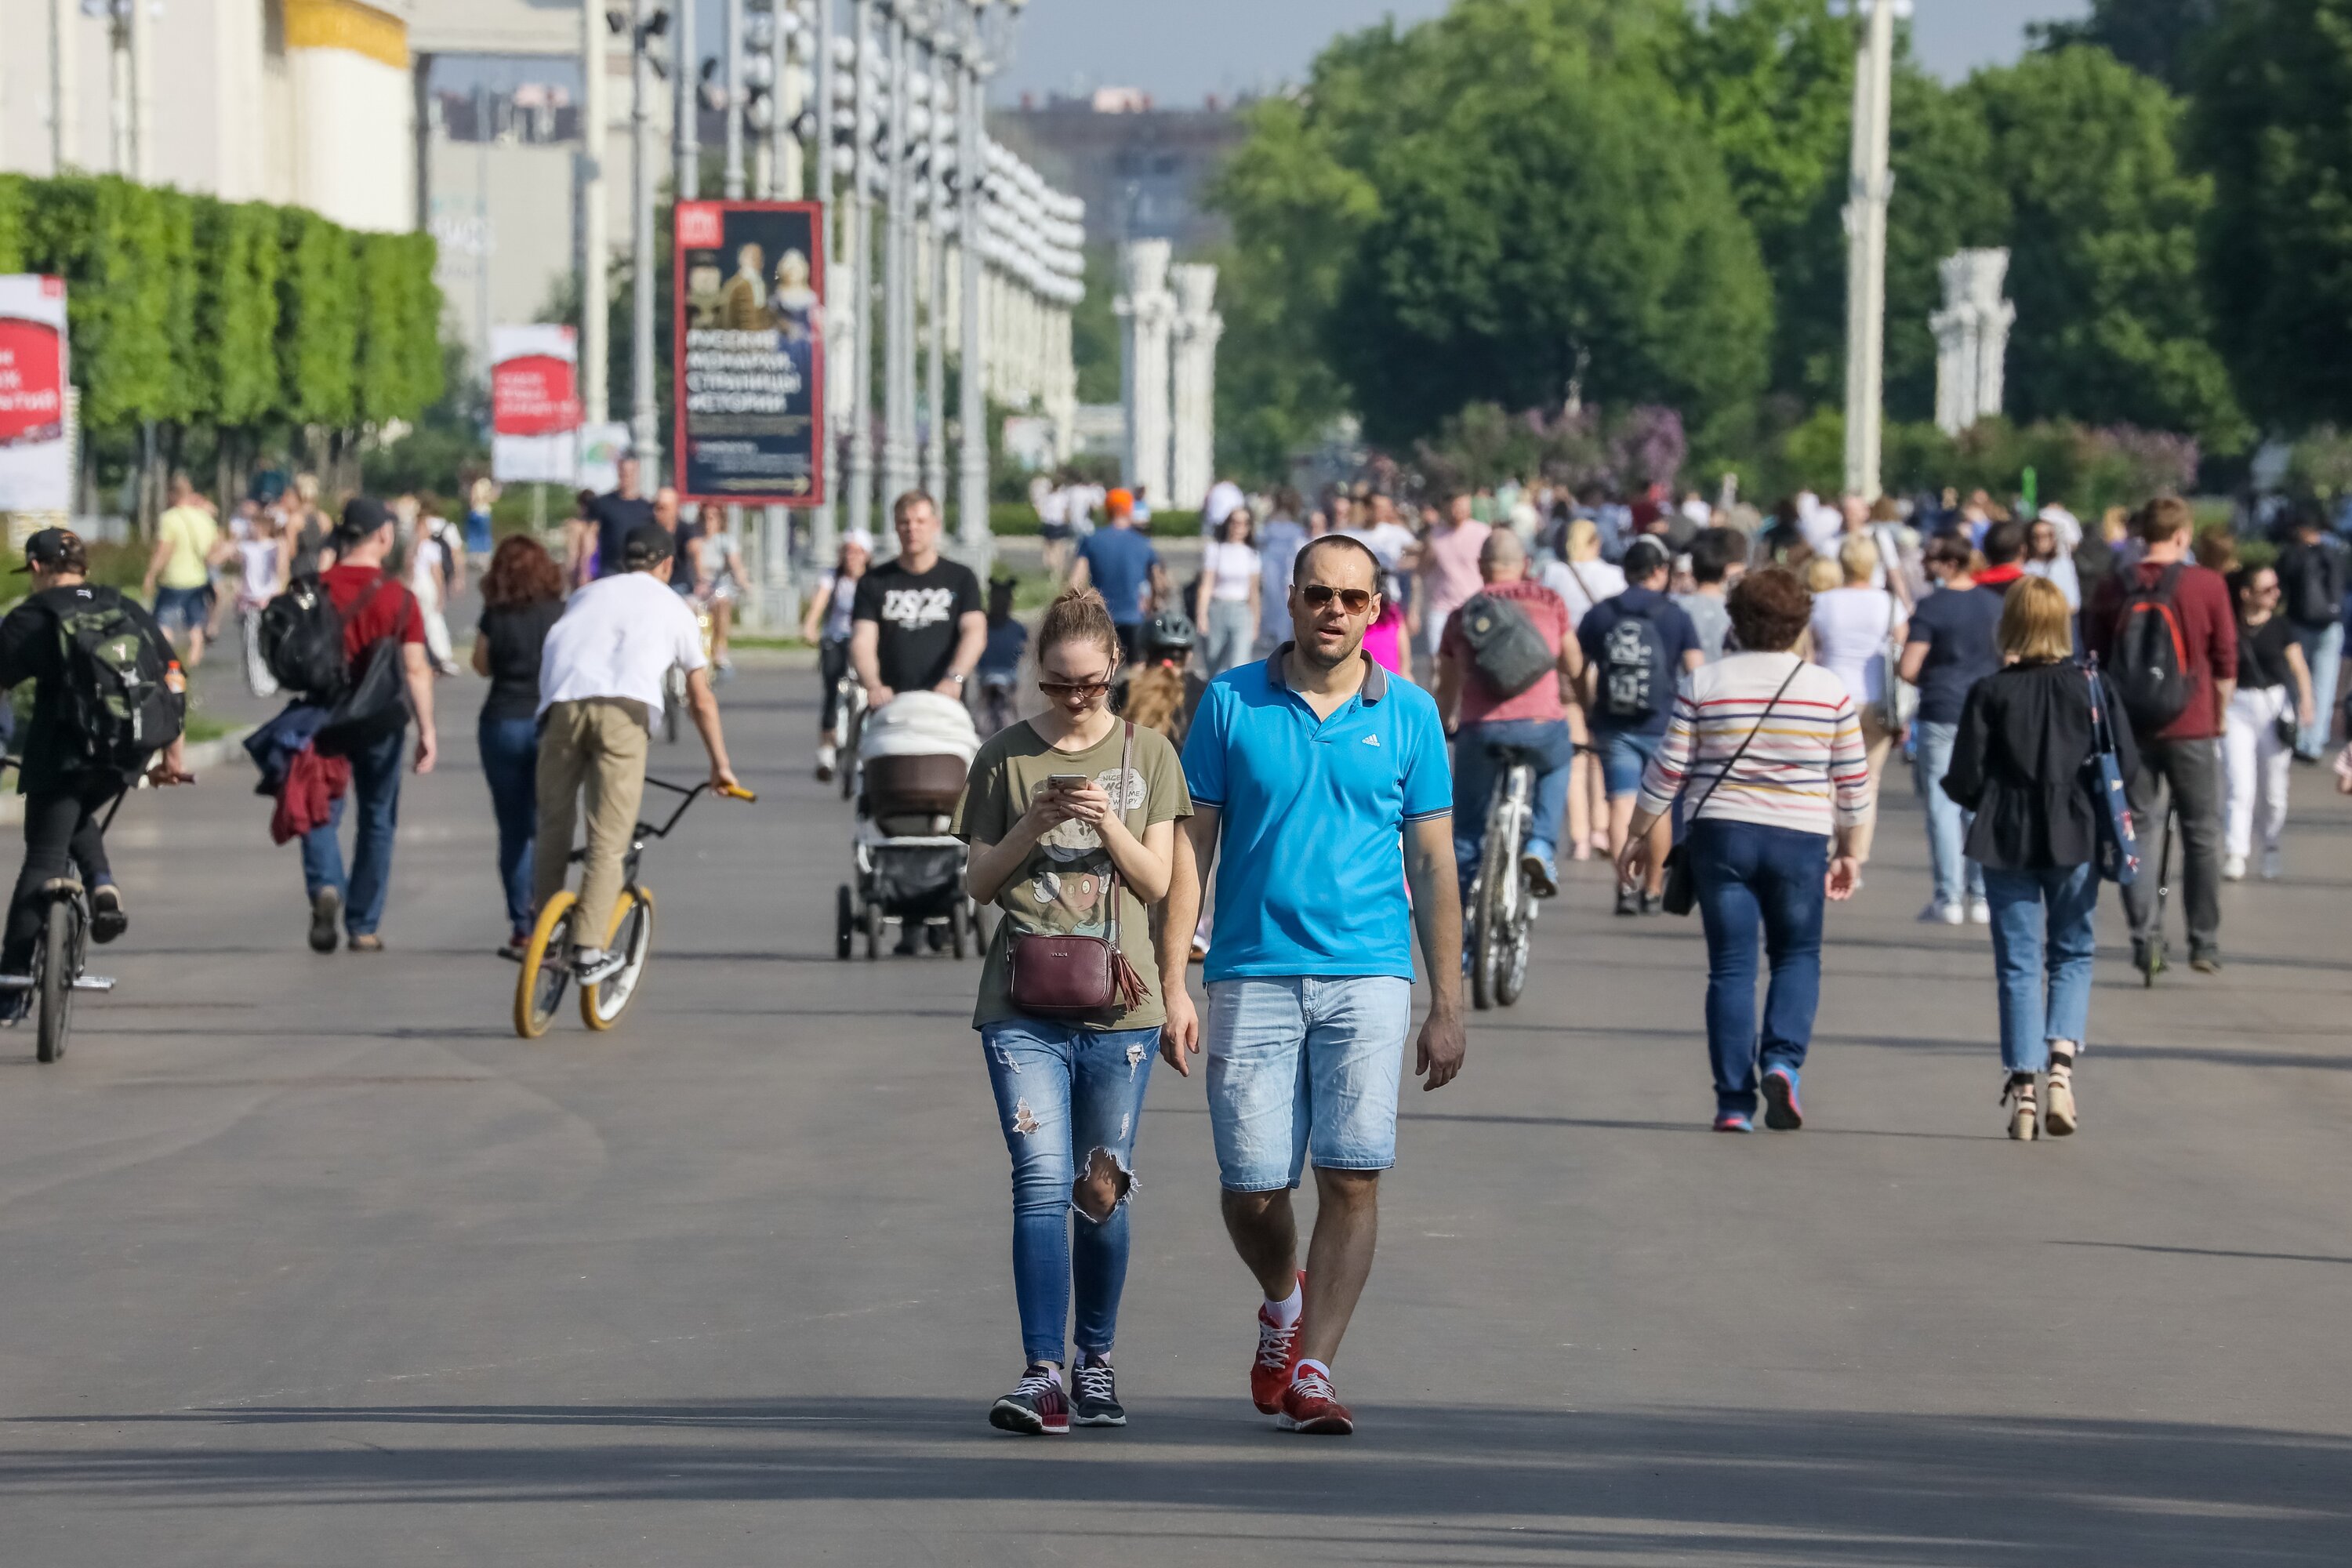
[528,523,745,996]
[1431,530,1581,1009]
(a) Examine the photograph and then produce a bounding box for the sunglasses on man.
[1298,583,1377,615]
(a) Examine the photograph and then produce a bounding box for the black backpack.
[1599,600,1673,722]
[2110,562,2192,731]
[258,576,349,698]
[1457,593,1555,701]
[2286,542,2343,628]
[53,589,184,775]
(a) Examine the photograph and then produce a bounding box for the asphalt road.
[0,658,2345,1566]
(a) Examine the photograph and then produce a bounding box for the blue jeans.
[1689,818,1829,1115]
[1595,726,1664,797]
[980,1019,1158,1367]
[1915,720,1984,907]
[299,728,405,937]
[2292,622,2342,757]
[1452,717,1575,900]
[478,713,540,938]
[1982,862,2099,1074]
[1204,975,1412,1191]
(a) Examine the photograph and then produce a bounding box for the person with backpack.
[2086,497,2238,976]
[1432,530,1580,900]
[1939,576,2140,1141]
[0,529,191,1014]
[274,498,441,955]
[2273,503,2344,760]
[1579,537,1704,915]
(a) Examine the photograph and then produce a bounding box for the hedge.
[0,172,441,446]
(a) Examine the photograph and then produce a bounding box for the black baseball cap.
[337,495,390,543]
[622,522,677,569]
[1623,536,1672,579]
[15,527,87,575]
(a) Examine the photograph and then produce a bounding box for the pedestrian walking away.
[1433,529,1580,901]
[953,588,1192,1436]
[1580,537,1704,913]
[1418,494,1492,665]
[473,535,567,957]
[288,499,441,954]
[802,528,873,782]
[1672,528,1746,664]
[1621,568,1870,1132]
[1163,532,1465,1437]
[1940,576,2140,1141]
[0,528,194,1016]
[1067,490,1167,667]
[976,578,1031,736]
[534,524,739,987]
[2271,503,2343,760]
[2220,563,2314,882]
[1900,532,2006,924]
[2086,497,2237,976]
[1806,532,1907,869]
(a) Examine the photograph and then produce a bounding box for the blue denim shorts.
[152,585,210,635]
[1597,727,1664,797]
[1204,975,1413,1192]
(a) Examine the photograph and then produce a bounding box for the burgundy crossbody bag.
[1007,721,1150,1017]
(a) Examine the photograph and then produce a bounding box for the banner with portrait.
[671,200,826,506]
[0,275,71,516]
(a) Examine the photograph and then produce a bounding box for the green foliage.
[2189,0,2352,431]
[0,174,26,273]
[277,208,360,430]
[1965,47,2247,452]
[356,231,445,426]
[1070,247,1120,405]
[2031,0,2225,93]
[2285,428,2352,502]
[198,200,285,429]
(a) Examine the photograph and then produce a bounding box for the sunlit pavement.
[0,661,2344,1565]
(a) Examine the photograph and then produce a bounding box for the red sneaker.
[1277,1366,1355,1435]
[1249,1274,1305,1414]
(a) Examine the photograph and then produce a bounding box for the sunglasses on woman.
[1037,674,1114,698]
[1299,583,1377,615]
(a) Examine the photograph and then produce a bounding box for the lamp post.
[809,0,840,565]
[953,0,1021,557]
[844,0,877,539]
[723,0,746,198]
[921,18,949,508]
[630,0,667,476]
[879,0,917,519]
[581,0,611,426]
[1841,0,1904,503]
[673,0,698,200]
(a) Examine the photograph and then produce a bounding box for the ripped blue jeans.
[980,1019,1159,1367]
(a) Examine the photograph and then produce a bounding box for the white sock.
[1264,1283,1302,1328]
[1294,1357,1331,1385]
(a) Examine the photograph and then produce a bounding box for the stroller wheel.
[863,903,883,961]
[950,903,969,960]
[836,886,855,961]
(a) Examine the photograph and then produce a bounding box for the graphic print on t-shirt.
[879,586,958,631]
[1006,766,1146,938]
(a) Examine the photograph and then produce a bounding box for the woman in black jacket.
[1942,576,2140,1142]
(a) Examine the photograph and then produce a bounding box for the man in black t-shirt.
[851,490,987,705]
[588,456,655,579]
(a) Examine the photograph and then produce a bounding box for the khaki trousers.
[534,698,651,949]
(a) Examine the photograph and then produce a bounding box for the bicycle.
[662,605,720,746]
[0,771,141,1063]
[833,675,869,800]
[512,776,757,1038]
[1465,739,1543,1011]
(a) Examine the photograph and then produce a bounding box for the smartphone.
[1046,773,1088,789]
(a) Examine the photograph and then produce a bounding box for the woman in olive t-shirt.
[953,587,1192,1436]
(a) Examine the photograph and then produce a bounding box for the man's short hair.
[1623,536,1671,581]
[2135,495,2194,545]
[891,489,937,526]
[1980,519,2028,567]
[1687,527,1743,586]
[1294,533,1383,588]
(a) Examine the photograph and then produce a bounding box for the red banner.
[491,352,580,437]
[0,317,64,448]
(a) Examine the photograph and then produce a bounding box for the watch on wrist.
[946,671,968,686]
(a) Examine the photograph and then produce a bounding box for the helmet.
[1142,608,1196,662]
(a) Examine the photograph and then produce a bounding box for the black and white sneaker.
[308,887,342,954]
[90,884,128,945]
[1071,1354,1126,1428]
[573,947,626,986]
[989,1363,1069,1436]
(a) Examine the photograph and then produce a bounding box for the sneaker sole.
[1519,858,1558,899]
[1276,1410,1354,1436]
[988,1400,1067,1436]
[309,891,342,954]
[1761,1073,1803,1131]
[1071,1410,1127,1428]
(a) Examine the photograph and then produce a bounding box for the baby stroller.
[838,691,986,960]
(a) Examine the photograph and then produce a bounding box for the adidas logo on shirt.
[1363,734,1381,746]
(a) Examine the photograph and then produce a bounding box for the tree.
[1966,47,2245,449]
[2190,0,2352,430]
[2031,0,2225,93]
[1069,246,1120,406]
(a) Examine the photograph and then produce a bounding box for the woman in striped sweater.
[1619,568,1875,1133]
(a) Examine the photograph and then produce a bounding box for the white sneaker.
[2261,847,2283,881]
[1919,900,1965,926]
[2223,853,2247,882]
[1969,898,1992,925]
[815,742,838,783]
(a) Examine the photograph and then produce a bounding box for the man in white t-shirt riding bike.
[535,523,740,984]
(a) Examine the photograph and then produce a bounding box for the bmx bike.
[662,606,720,746]
[1465,740,1542,1011]
[0,765,153,1063]
[512,776,757,1038]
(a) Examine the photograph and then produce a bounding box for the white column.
[723,0,746,198]
[1931,249,2014,437]
[1169,263,1221,511]
[922,54,949,507]
[879,2,916,517]
[631,0,662,476]
[955,47,990,555]
[1115,239,1175,507]
[580,0,610,426]
[673,0,699,200]
[48,0,76,172]
[1841,0,1895,503]
[844,0,877,539]
[129,0,154,181]
[807,0,837,568]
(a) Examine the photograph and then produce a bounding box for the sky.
[991,0,2094,106]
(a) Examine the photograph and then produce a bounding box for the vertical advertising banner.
[672,200,826,506]
[0,276,71,514]
[490,324,583,485]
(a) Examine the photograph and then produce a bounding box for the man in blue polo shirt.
[1160,533,1464,1437]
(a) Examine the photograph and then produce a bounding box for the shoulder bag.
[1661,659,1804,916]
[1007,720,1152,1017]
[2082,657,2141,887]
[1880,585,1919,734]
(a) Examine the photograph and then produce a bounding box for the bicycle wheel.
[1495,882,1534,1008]
[514,891,579,1039]
[35,898,74,1064]
[863,903,883,960]
[1469,797,1519,1012]
[836,885,855,960]
[581,887,655,1031]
